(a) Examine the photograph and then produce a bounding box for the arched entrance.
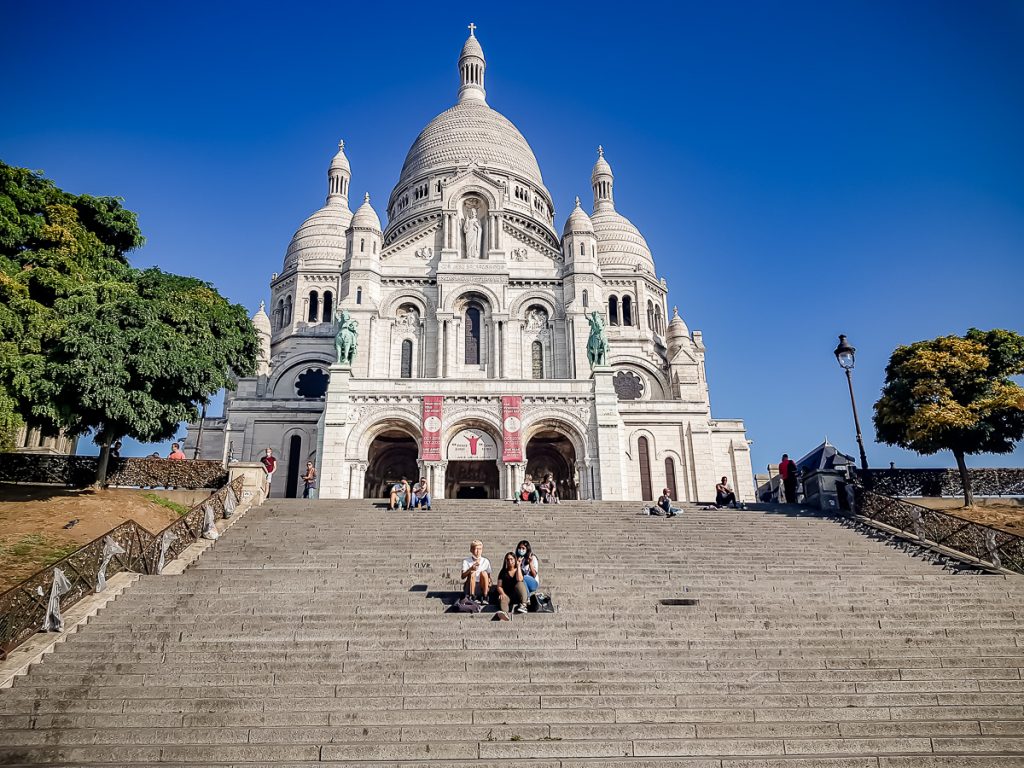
[526,429,578,500]
[445,425,500,499]
[364,429,419,500]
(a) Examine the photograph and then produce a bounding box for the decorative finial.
[598,145,604,157]
[673,306,679,318]
[467,22,476,36]
[574,196,581,208]
[338,139,345,151]
[363,192,370,203]
[259,300,266,312]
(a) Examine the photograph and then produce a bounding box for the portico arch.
[522,417,586,501]
[444,418,502,499]
[363,422,421,501]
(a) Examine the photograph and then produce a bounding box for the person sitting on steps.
[715,476,739,508]
[410,477,431,510]
[539,474,560,504]
[515,539,540,594]
[495,551,529,620]
[461,540,491,602]
[389,477,411,510]
[657,488,681,517]
[519,475,540,504]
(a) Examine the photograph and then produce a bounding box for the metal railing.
[0,476,243,658]
[854,489,1024,574]
[860,468,1024,498]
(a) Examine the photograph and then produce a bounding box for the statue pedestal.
[590,366,626,500]
[317,366,353,499]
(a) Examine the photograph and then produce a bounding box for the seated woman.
[389,477,411,510]
[539,474,560,504]
[515,539,540,594]
[657,488,681,517]
[715,476,739,508]
[519,476,540,504]
[495,552,529,619]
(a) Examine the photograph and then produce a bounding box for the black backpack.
[528,592,556,613]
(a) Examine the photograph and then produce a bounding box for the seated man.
[657,488,681,517]
[461,540,492,601]
[411,477,431,510]
[539,474,560,504]
[715,476,739,508]
[389,477,411,510]
[519,476,540,504]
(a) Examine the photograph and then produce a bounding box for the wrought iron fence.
[854,489,1024,574]
[0,476,243,658]
[860,468,1024,498]
[0,454,228,489]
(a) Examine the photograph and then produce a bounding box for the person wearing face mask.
[514,539,540,594]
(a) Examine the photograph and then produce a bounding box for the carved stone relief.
[613,370,645,401]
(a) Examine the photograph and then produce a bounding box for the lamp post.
[834,334,869,474]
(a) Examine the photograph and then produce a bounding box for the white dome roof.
[562,197,594,237]
[351,193,381,231]
[283,200,351,271]
[591,208,654,273]
[252,301,271,335]
[395,101,546,191]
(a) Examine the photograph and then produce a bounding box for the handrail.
[854,489,1024,574]
[0,476,244,658]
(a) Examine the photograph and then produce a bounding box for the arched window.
[356,287,362,305]
[276,299,284,329]
[360,238,365,253]
[579,242,585,256]
[608,296,619,326]
[582,289,589,309]
[665,457,678,500]
[622,295,633,327]
[638,436,653,501]
[284,296,292,325]
[465,304,482,365]
[285,434,302,499]
[647,300,654,331]
[308,291,319,322]
[400,339,413,379]
[373,240,377,254]
[322,291,333,321]
[531,340,544,379]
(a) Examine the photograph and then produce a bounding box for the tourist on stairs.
[461,540,492,602]
[779,454,799,504]
[302,462,317,499]
[389,477,411,510]
[539,473,560,504]
[410,477,431,510]
[495,552,529,620]
[515,540,540,594]
[715,477,738,508]
[519,476,540,503]
[657,488,681,517]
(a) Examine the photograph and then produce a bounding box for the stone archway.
[364,428,419,500]
[525,428,578,500]
[444,423,501,499]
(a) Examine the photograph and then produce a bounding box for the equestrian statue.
[586,311,609,368]
[333,309,359,366]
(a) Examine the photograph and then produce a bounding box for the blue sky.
[3,1,1022,471]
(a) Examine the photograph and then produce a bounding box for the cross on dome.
[598,145,604,157]
[574,196,581,208]
[338,140,345,151]
[467,22,476,36]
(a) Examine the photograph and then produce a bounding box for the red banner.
[421,396,443,461]
[501,395,523,462]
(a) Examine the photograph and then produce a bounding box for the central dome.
[396,100,545,190]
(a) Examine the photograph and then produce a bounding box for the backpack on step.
[528,592,556,613]
[453,595,483,613]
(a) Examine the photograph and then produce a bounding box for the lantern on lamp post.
[834,334,869,474]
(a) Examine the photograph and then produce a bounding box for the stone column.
[591,366,625,500]
[434,461,448,500]
[349,461,367,499]
[318,365,352,499]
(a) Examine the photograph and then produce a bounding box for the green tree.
[1,161,258,483]
[873,329,1024,506]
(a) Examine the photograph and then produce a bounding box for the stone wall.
[0,454,228,490]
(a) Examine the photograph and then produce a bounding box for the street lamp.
[834,334,869,473]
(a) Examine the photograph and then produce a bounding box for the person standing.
[260,447,278,490]
[301,461,317,499]
[779,454,799,504]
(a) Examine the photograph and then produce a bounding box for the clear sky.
[3,1,1022,472]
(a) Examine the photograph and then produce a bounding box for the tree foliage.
[873,328,1024,505]
[0,161,258,478]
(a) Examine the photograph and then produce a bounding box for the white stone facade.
[188,27,754,503]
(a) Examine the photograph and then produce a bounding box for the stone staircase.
[1,498,1023,766]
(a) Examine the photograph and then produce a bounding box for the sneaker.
[513,604,527,614]
[496,611,511,621]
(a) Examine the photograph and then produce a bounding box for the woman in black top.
[495,552,529,619]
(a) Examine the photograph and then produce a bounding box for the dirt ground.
[0,485,182,591]
[912,498,1024,536]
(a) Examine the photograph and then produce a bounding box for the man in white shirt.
[461,540,492,601]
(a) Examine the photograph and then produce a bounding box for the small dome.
[667,306,689,338]
[460,30,484,61]
[351,193,381,231]
[591,208,654,273]
[591,145,613,183]
[330,140,350,173]
[283,199,351,272]
[252,301,271,335]
[562,196,594,237]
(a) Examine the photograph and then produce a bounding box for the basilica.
[187,27,754,503]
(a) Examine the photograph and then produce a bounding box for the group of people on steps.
[462,539,540,621]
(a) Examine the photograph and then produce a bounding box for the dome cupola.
[562,196,595,237]
[351,192,381,232]
[283,142,353,272]
[458,23,486,104]
[591,145,614,213]
[328,139,351,206]
[588,146,655,274]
